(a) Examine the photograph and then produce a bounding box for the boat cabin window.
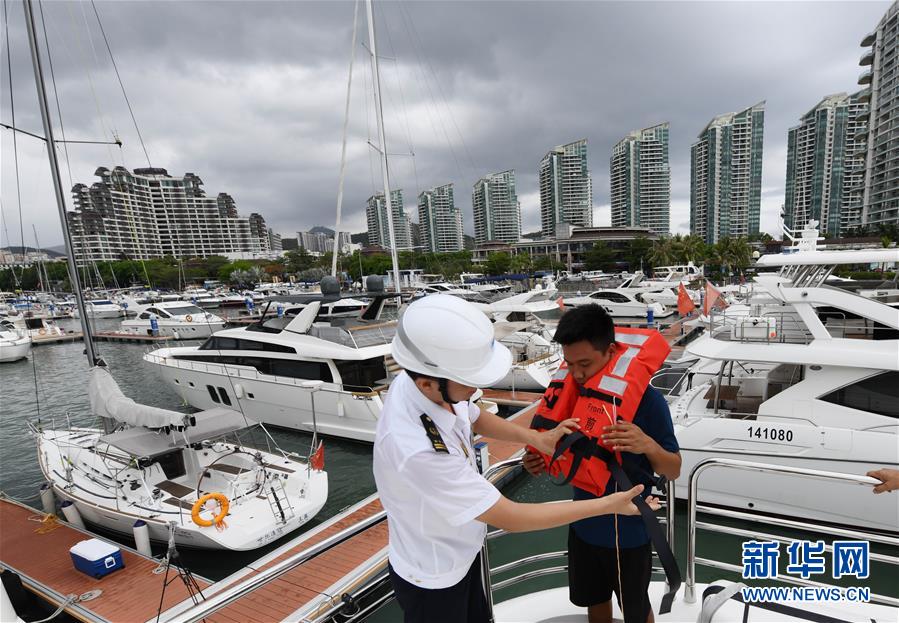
[507,312,526,322]
[590,292,630,303]
[336,357,388,390]
[199,336,295,353]
[177,354,332,381]
[164,305,204,316]
[819,371,899,418]
[24,318,43,329]
[139,311,151,320]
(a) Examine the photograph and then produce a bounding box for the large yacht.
[120,300,226,338]
[656,223,898,531]
[144,298,394,443]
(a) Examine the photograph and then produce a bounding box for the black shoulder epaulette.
[419,414,449,453]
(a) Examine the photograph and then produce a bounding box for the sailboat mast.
[23,0,98,365]
[365,0,402,295]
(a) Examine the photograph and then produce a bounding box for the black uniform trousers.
[388,554,489,623]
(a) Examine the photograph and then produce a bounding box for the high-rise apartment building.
[366,190,412,249]
[418,184,463,253]
[297,230,332,254]
[784,93,868,236]
[690,102,765,243]
[67,166,271,265]
[472,170,521,244]
[610,123,671,235]
[859,2,899,229]
[538,139,593,236]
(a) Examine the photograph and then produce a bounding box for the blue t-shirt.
[571,385,679,548]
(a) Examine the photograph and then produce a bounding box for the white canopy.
[89,366,190,428]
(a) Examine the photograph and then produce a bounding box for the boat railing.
[684,457,899,607]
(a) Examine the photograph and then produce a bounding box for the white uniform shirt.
[373,372,501,589]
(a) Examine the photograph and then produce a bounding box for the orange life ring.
[38,328,47,336]
[185,314,193,323]
[191,492,229,528]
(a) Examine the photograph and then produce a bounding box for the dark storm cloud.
[1,1,889,248]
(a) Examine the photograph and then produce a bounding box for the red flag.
[677,283,696,317]
[703,281,727,316]
[556,296,565,311]
[310,441,325,471]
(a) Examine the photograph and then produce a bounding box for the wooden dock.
[30,332,174,346]
[0,497,209,623]
[31,332,83,346]
[94,332,174,344]
[482,387,545,407]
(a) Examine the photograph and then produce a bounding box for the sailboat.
[18,0,327,550]
[33,366,327,550]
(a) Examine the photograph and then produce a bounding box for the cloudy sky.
[0,0,889,249]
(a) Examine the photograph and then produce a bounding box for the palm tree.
[680,235,706,265]
[648,238,674,269]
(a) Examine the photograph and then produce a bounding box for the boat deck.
[0,497,209,623]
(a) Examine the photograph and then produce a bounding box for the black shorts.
[388,554,489,623]
[568,526,652,623]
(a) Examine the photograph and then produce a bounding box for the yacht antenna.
[23,0,98,366]
[365,0,402,295]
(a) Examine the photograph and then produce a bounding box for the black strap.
[603,452,681,615]
[530,412,680,614]
[701,585,855,623]
[578,385,622,407]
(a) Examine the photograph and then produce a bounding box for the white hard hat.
[392,294,512,388]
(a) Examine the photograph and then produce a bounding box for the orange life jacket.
[529,327,671,496]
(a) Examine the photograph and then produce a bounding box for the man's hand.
[602,418,656,454]
[523,451,545,476]
[867,468,899,494]
[529,418,579,456]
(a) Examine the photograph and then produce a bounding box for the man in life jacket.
[524,304,681,623]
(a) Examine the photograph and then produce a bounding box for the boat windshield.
[165,305,204,316]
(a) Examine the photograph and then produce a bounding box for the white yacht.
[120,301,226,338]
[0,322,31,362]
[73,299,125,319]
[491,322,562,391]
[481,285,565,328]
[33,367,327,551]
[563,288,673,318]
[656,224,899,532]
[144,294,397,443]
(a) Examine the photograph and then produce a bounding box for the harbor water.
[1,319,896,616]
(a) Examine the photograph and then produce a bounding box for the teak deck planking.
[0,497,208,623]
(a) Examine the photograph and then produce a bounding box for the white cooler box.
[70,538,125,579]
[736,316,777,341]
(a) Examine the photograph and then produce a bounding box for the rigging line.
[90,0,152,168]
[374,3,420,200]
[3,0,28,285]
[394,3,463,179]
[0,200,21,287]
[38,0,74,191]
[63,0,115,166]
[332,0,360,278]
[399,3,478,173]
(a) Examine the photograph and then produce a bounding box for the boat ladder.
[265,478,295,525]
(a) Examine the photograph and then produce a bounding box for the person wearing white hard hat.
[373,294,659,623]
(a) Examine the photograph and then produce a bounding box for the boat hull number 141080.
[747,426,794,443]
